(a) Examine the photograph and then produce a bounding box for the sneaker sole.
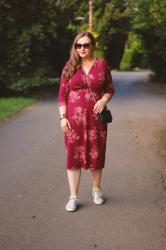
[92,192,105,205]
[93,200,104,205]
[65,204,79,212]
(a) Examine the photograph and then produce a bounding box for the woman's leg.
[91,169,104,204]
[67,168,81,197]
[91,168,103,188]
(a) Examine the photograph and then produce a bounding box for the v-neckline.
[81,58,97,75]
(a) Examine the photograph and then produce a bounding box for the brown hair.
[62,32,96,80]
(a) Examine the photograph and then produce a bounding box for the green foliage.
[94,0,133,69]
[162,176,166,188]
[150,0,166,23]
[131,0,166,81]
[94,0,166,80]
[0,97,36,120]
[9,69,50,94]
[120,32,147,70]
[120,48,133,71]
[0,0,87,95]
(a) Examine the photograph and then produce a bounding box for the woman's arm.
[58,69,71,133]
[93,93,112,114]
[93,60,115,114]
[59,104,67,117]
[59,105,71,133]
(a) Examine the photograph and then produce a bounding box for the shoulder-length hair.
[62,32,96,80]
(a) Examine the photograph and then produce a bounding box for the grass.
[0,78,59,121]
[162,178,166,189]
[0,97,37,120]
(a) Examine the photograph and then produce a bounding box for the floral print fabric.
[58,58,115,170]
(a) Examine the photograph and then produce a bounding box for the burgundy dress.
[58,58,115,170]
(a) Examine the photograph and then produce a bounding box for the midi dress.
[58,58,115,170]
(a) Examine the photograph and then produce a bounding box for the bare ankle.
[70,195,78,199]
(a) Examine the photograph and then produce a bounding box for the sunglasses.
[75,42,91,49]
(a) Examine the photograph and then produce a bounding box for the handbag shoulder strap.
[86,75,97,103]
[86,75,105,104]
[85,60,105,103]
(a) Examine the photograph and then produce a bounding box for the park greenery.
[0,97,36,120]
[0,0,166,97]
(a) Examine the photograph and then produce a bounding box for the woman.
[58,32,115,212]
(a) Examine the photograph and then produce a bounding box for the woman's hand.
[93,98,107,114]
[60,118,71,133]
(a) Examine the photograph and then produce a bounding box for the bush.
[120,32,148,71]
[9,68,54,95]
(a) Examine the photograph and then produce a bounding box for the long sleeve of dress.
[58,71,70,106]
[103,60,115,96]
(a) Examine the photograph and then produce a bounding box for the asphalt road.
[0,71,166,250]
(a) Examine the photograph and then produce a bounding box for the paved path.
[0,71,166,250]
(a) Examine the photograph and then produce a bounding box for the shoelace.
[68,197,79,205]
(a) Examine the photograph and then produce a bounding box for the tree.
[132,0,166,81]
[0,0,87,95]
[94,0,133,69]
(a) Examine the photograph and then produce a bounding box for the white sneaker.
[65,196,79,212]
[92,187,104,205]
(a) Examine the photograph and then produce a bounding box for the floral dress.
[58,58,115,170]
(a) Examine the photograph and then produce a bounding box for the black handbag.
[98,106,112,124]
[86,75,113,124]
